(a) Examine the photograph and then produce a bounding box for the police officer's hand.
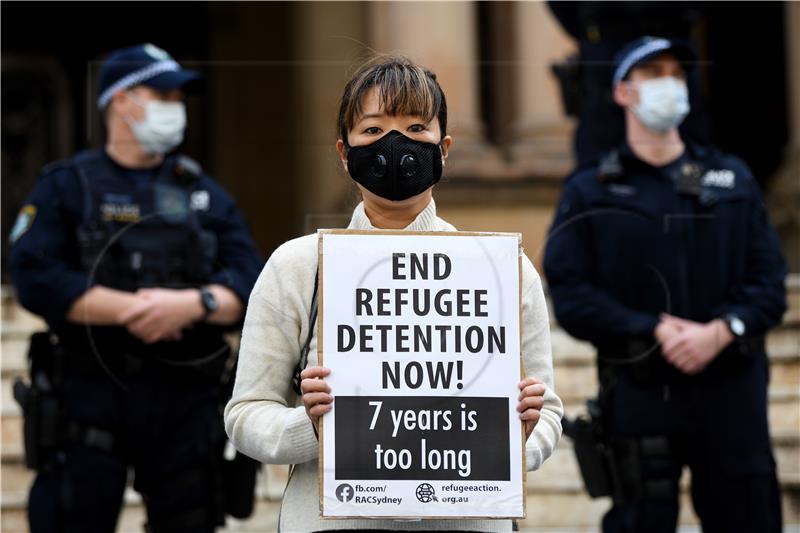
[300,366,332,438]
[659,314,734,375]
[119,288,204,344]
[517,377,546,440]
[654,319,682,347]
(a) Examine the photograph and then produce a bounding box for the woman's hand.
[517,377,546,440]
[300,366,333,437]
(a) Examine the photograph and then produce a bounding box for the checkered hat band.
[613,39,671,85]
[97,60,181,108]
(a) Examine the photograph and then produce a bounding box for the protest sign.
[318,230,525,519]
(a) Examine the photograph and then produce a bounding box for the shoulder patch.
[701,169,736,189]
[9,204,37,244]
[190,190,211,211]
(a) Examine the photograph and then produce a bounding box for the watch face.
[730,316,745,336]
[202,290,218,313]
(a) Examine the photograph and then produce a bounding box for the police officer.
[9,44,262,532]
[544,37,786,532]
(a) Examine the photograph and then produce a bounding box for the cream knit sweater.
[225,200,563,532]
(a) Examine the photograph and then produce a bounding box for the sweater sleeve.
[224,237,320,465]
[520,254,564,471]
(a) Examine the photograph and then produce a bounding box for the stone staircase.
[2,279,798,532]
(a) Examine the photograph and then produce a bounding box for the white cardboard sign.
[318,230,525,519]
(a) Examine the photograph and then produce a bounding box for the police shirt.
[9,150,263,330]
[543,141,787,346]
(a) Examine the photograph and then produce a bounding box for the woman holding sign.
[225,56,563,531]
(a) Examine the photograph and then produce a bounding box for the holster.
[13,332,65,470]
[562,399,615,498]
[563,398,677,505]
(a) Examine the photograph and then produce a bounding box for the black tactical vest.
[60,151,229,371]
[73,151,216,292]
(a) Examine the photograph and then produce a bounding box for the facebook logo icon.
[335,483,354,502]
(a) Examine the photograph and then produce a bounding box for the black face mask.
[346,130,443,201]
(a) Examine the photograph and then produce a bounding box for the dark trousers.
[600,351,782,533]
[28,373,225,533]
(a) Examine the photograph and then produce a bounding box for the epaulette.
[39,159,73,177]
[174,155,203,182]
[597,149,624,183]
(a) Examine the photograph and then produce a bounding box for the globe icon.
[416,483,436,503]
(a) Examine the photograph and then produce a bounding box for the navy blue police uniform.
[544,139,787,532]
[8,44,262,533]
[10,149,262,533]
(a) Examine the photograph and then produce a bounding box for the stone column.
[290,2,367,231]
[508,2,577,178]
[368,2,503,178]
[767,2,800,271]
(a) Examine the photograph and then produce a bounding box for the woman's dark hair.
[337,55,448,144]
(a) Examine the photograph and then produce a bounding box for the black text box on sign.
[334,396,510,481]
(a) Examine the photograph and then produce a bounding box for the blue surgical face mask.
[632,76,690,133]
[124,93,187,155]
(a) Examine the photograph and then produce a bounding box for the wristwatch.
[723,314,746,337]
[199,286,219,318]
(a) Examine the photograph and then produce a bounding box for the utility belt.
[13,331,258,522]
[54,326,232,381]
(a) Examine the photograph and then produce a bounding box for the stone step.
[2,415,23,462]
[768,327,800,359]
[1,337,29,376]
[4,480,796,532]
[2,467,797,532]
[2,506,799,533]
[1,498,283,533]
[769,392,800,437]
[0,307,45,341]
